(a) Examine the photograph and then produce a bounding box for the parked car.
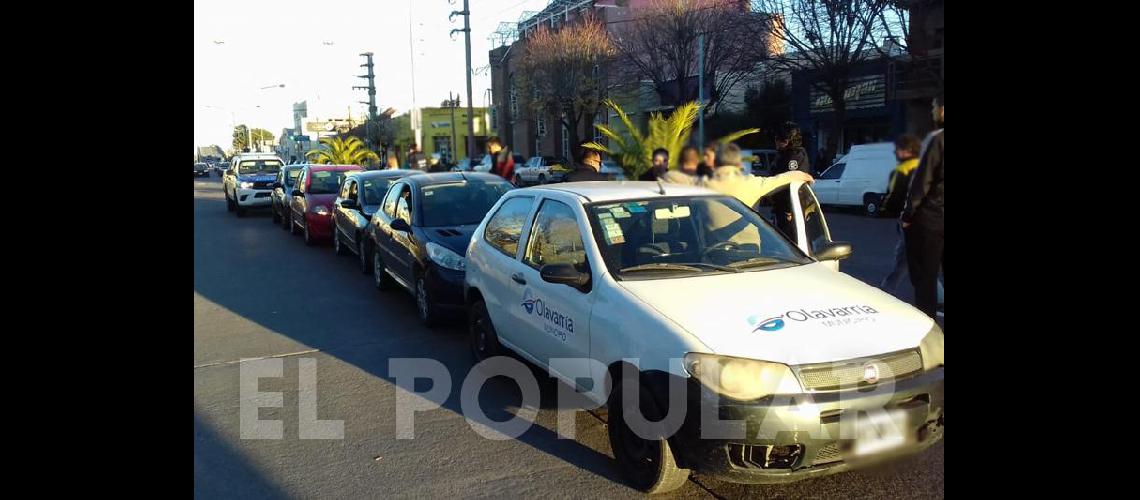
[367,172,513,326]
[287,164,364,245]
[812,142,896,216]
[515,156,571,185]
[463,180,944,493]
[222,153,284,216]
[271,164,305,226]
[600,160,626,181]
[476,153,526,174]
[332,169,424,272]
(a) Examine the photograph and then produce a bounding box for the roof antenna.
[656,179,666,195]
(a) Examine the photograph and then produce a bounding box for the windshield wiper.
[620,262,739,274]
[727,257,790,270]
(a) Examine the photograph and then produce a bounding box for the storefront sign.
[810,74,886,114]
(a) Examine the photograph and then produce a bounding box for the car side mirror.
[815,241,853,261]
[540,264,590,290]
[291,189,303,197]
[390,218,411,232]
[341,198,357,208]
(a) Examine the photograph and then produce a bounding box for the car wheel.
[303,220,314,246]
[333,229,348,256]
[538,173,546,184]
[514,174,523,186]
[607,378,690,494]
[863,194,881,217]
[358,239,370,274]
[372,250,394,291]
[289,211,299,235]
[271,203,281,223]
[415,272,439,327]
[225,190,235,212]
[469,299,502,362]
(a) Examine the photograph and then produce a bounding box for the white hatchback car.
[463,181,944,493]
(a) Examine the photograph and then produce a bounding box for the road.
[194,175,943,498]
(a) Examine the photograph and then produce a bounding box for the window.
[238,159,282,174]
[798,185,831,254]
[383,182,405,217]
[298,170,308,193]
[561,121,570,159]
[819,163,845,180]
[484,196,535,258]
[536,116,547,137]
[395,189,412,224]
[308,170,351,194]
[524,200,587,272]
[348,180,359,201]
[285,168,301,188]
[509,87,518,120]
[490,106,498,130]
[339,179,353,199]
[420,179,513,227]
[362,178,393,206]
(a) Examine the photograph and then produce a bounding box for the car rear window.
[308,170,351,194]
[419,179,513,227]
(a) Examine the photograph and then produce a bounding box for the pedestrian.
[407,144,428,171]
[880,134,926,296]
[902,95,945,319]
[660,142,813,207]
[386,155,400,170]
[640,148,670,181]
[678,146,702,177]
[771,121,811,240]
[564,144,610,182]
[486,136,516,183]
[700,144,717,177]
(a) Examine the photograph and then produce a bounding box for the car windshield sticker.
[424,190,434,196]
[601,220,625,244]
[609,206,631,218]
[624,202,647,213]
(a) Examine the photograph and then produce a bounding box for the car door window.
[523,200,587,272]
[340,179,353,199]
[349,180,359,201]
[395,188,412,224]
[382,183,403,217]
[484,196,535,258]
[820,163,845,180]
[798,184,832,254]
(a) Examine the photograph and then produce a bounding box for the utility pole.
[354,52,379,163]
[698,33,705,151]
[448,92,459,163]
[450,0,475,161]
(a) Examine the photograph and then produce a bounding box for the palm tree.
[305,136,380,166]
[584,99,759,178]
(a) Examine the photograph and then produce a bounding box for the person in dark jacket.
[699,144,717,177]
[903,95,945,319]
[564,145,610,182]
[407,144,428,171]
[881,134,926,296]
[640,148,670,181]
[771,122,811,239]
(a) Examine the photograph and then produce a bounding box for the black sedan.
[271,165,306,227]
[367,172,513,326]
[332,169,424,271]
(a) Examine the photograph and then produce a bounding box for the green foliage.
[305,136,381,166]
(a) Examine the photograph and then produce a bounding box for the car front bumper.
[303,212,334,239]
[665,367,944,484]
[425,265,466,310]
[236,188,273,207]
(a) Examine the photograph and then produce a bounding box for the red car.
[288,164,364,245]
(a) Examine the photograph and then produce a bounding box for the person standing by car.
[880,134,925,295]
[678,146,703,178]
[661,142,813,207]
[902,95,945,319]
[771,121,811,238]
[407,144,428,171]
[700,144,717,177]
[486,136,516,183]
[386,155,400,170]
[640,148,670,181]
[565,145,611,182]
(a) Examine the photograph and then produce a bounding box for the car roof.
[522,181,718,203]
[347,169,424,180]
[403,172,505,187]
[301,164,362,171]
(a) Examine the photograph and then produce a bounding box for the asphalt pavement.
[194,175,943,498]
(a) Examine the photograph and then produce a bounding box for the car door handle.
[511,273,526,285]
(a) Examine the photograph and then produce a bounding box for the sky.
[194,0,552,151]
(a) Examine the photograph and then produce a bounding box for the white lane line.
[194,348,321,369]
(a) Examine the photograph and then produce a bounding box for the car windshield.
[587,196,812,280]
[419,179,513,227]
[238,159,282,174]
[308,170,352,194]
[361,177,396,205]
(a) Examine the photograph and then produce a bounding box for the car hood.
[617,263,934,365]
[237,173,277,183]
[422,224,479,255]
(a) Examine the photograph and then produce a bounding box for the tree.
[752,0,886,158]
[518,14,616,162]
[305,136,380,166]
[250,128,274,151]
[232,125,250,152]
[584,99,757,178]
[613,0,772,115]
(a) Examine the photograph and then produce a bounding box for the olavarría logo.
[749,305,880,332]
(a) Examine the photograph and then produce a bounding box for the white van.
[812,143,896,216]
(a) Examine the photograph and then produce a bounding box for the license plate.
[853,410,907,456]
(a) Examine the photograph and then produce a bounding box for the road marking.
[193,348,321,369]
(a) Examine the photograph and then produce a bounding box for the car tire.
[514,174,523,186]
[372,250,394,291]
[607,377,690,494]
[303,219,314,246]
[271,204,281,223]
[358,238,371,274]
[225,190,235,212]
[415,271,439,328]
[863,194,881,217]
[289,211,299,235]
[538,173,546,184]
[469,299,502,362]
[333,229,348,256]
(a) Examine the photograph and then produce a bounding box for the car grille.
[813,442,842,465]
[794,349,923,391]
[253,181,274,189]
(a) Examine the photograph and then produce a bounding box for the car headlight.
[426,242,465,271]
[239,181,254,189]
[311,205,330,215]
[918,323,944,371]
[683,353,802,401]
